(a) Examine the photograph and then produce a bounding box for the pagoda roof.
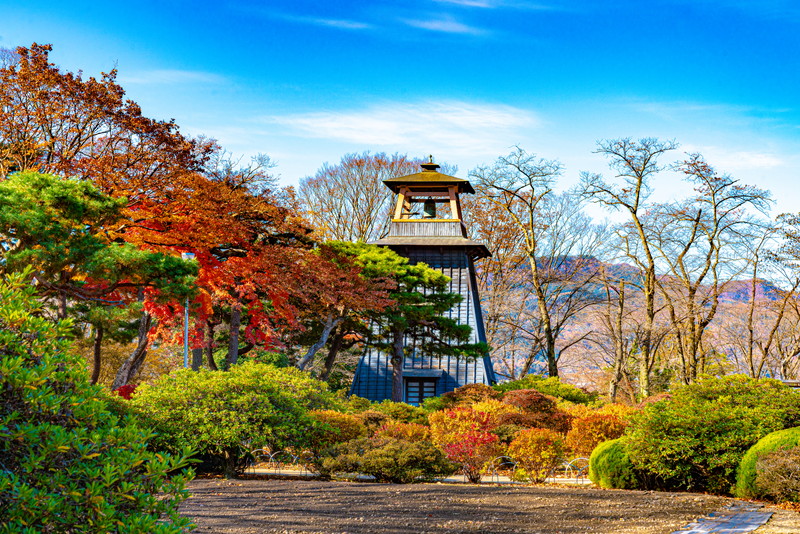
[383,162,475,194]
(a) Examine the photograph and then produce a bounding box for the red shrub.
[113,384,136,400]
[502,389,557,414]
[443,431,503,483]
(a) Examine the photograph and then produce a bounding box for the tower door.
[405,378,437,406]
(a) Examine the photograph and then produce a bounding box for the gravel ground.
[180,478,742,534]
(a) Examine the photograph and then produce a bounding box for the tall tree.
[0,44,213,198]
[290,242,395,371]
[472,147,607,378]
[649,155,771,383]
[580,138,678,398]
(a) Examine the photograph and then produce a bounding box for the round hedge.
[735,426,800,499]
[589,438,638,489]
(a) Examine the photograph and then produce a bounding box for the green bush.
[735,427,800,500]
[0,271,194,533]
[626,375,800,494]
[495,375,597,405]
[371,399,428,424]
[328,437,456,483]
[588,438,638,489]
[131,362,340,477]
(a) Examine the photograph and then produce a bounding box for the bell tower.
[350,158,496,404]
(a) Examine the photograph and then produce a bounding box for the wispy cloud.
[433,0,557,9]
[435,0,496,7]
[403,16,487,35]
[282,15,373,30]
[264,99,540,158]
[119,69,226,85]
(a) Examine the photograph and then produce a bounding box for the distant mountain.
[718,279,784,303]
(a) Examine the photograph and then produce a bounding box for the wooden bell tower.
[350,158,496,404]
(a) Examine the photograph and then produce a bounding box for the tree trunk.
[191,348,203,371]
[205,320,218,371]
[90,323,104,385]
[320,328,345,381]
[391,329,405,402]
[297,313,341,370]
[112,312,152,389]
[225,302,241,370]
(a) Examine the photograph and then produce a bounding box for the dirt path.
[181,478,735,534]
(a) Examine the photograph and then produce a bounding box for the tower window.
[405,378,437,406]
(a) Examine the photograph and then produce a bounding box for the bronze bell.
[423,199,437,218]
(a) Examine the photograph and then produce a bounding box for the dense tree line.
[3,43,798,402]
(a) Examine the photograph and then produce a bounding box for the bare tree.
[579,138,678,398]
[299,152,452,242]
[648,155,771,383]
[472,147,608,378]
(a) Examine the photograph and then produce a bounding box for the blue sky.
[3,1,800,215]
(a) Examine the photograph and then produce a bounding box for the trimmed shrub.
[735,427,800,500]
[443,431,504,483]
[566,414,628,457]
[329,437,456,483]
[429,406,493,447]
[471,398,522,423]
[495,375,597,405]
[508,428,567,483]
[499,390,572,434]
[358,409,391,432]
[589,438,638,489]
[0,272,194,533]
[754,447,800,503]
[371,400,428,424]
[343,394,373,413]
[626,375,800,494]
[440,383,501,407]
[502,388,558,413]
[308,410,367,449]
[595,403,639,422]
[375,421,431,442]
[131,362,339,477]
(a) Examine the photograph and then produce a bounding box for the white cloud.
[284,15,373,30]
[433,0,557,9]
[403,17,486,35]
[434,0,496,7]
[264,100,540,160]
[119,69,226,85]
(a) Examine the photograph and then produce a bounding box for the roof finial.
[421,155,440,172]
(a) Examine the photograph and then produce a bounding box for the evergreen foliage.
[130,362,340,477]
[0,270,194,533]
[626,375,800,494]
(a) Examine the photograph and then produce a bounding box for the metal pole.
[180,252,195,369]
[183,296,189,368]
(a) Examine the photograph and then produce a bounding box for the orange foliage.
[565,414,628,457]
